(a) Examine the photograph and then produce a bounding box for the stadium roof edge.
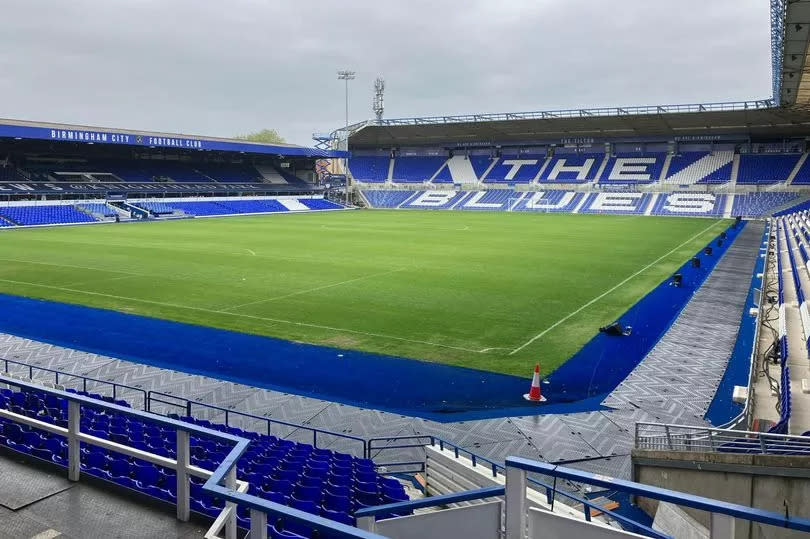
[0,117,347,158]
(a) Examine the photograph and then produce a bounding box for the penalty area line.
[508,219,726,356]
[0,277,484,354]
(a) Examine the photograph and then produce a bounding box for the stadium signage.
[0,182,308,194]
[0,122,346,158]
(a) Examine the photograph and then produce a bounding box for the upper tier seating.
[737,154,801,185]
[348,157,390,183]
[663,151,733,184]
[391,157,446,183]
[483,155,545,183]
[77,203,118,217]
[598,153,666,184]
[789,157,810,185]
[537,153,604,183]
[0,205,97,226]
[0,385,408,533]
[194,163,262,183]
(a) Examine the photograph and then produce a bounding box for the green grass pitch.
[0,210,729,377]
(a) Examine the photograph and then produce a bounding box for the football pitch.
[0,210,729,377]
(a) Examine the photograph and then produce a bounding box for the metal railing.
[635,422,810,455]
[334,100,777,136]
[505,457,810,538]
[369,434,664,536]
[146,389,368,458]
[0,374,381,539]
[2,357,148,409]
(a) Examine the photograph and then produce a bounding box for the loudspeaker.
[704,246,713,256]
[672,273,683,287]
[691,257,701,268]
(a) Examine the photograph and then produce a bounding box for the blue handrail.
[355,486,505,520]
[369,435,665,536]
[506,457,810,533]
[146,389,368,458]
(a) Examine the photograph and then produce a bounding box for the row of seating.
[352,151,810,185]
[362,189,799,217]
[0,384,407,535]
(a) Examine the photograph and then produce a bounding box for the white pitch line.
[220,267,407,312]
[0,277,483,354]
[245,248,256,256]
[508,219,726,356]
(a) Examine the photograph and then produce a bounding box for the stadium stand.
[482,154,545,183]
[663,151,733,184]
[648,192,726,217]
[537,153,604,183]
[731,192,801,217]
[391,156,446,183]
[363,189,801,217]
[135,201,181,215]
[298,198,344,211]
[598,153,666,184]
[0,385,405,531]
[347,156,390,182]
[77,203,118,217]
[737,153,801,185]
[0,205,97,226]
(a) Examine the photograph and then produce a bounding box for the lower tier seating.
[0,205,97,226]
[0,385,408,534]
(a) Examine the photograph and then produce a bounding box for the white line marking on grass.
[245,248,256,256]
[0,257,144,277]
[220,267,408,312]
[508,219,726,356]
[62,274,137,288]
[0,277,484,354]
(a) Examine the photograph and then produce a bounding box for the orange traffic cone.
[523,364,547,402]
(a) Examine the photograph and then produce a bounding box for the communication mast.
[373,77,385,121]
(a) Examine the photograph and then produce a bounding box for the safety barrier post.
[67,400,80,481]
[250,509,268,539]
[505,465,527,539]
[176,429,190,521]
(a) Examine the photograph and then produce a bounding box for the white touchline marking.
[508,219,726,356]
[245,248,256,256]
[220,267,408,312]
[0,277,483,354]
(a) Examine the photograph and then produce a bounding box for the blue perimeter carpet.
[0,224,741,422]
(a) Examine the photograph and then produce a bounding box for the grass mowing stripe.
[508,218,725,355]
[0,277,485,354]
[221,267,408,312]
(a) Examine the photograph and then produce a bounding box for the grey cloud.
[0,0,770,145]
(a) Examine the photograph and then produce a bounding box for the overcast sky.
[0,0,771,145]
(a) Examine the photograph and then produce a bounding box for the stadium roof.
[347,104,810,148]
[345,1,810,149]
[779,0,810,109]
[0,118,347,158]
